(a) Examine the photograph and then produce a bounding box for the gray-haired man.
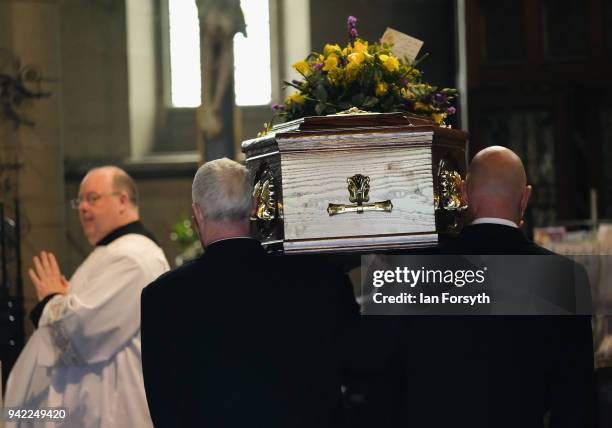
[141,158,358,428]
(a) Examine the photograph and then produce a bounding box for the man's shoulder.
[107,233,162,255]
[453,223,560,255]
[520,242,555,256]
[275,254,340,278]
[83,234,167,279]
[142,257,203,298]
[526,241,578,265]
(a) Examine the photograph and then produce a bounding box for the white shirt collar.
[470,217,518,228]
[207,236,254,245]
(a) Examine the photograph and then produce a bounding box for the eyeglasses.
[70,192,120,209]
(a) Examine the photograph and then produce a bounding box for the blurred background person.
[4,166,169,428]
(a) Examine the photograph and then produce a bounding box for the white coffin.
[241,112,469,253]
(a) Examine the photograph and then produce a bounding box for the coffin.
[241,112,469,253]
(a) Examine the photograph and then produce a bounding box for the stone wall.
[0,0,66,341]
[60,0,131,163]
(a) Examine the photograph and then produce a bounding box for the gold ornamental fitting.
[327,174,393,216]
[434,159,467,212]
[252,170,277,222]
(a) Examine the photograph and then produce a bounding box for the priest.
[4,166,169,428]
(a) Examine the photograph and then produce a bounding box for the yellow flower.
[353,40,368,54]
[378,54,389,63]
[432,112,446,124]
[414,101,429,111]
[323,55,339,71]
[348,52,366,65]
[286,92,306,104]
[375,82,388,97]
[383,55,400,72]
[346,52,365,75]
[323,44,341,57]
[413,83,433,91]
[401,87,414,99]
[293,60,311,76]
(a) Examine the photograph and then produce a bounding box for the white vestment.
[5,234,170,428]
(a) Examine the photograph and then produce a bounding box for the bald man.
[464,145,530,225]
[452,146,595,426]
[458,145,534,249]
[348,148,595,428]
[5,166,169,428]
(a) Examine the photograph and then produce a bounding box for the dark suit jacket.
[348,224,595,428]
[141,238,359,428]
[453,223,595,427]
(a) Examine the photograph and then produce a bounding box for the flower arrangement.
[266,16,457,132]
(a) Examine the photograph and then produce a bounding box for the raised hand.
[28,251,69,301]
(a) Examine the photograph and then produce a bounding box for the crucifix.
[195,0,246,162]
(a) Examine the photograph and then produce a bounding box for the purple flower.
[313,62,324,70]
[271,103,285,110]
[347,16,358,42]
[400,78,409,87]
[446,106,456,115]
[421,95,432,104]
[434,93,448,104]
[291,79,302,85]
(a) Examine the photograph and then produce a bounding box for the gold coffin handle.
[435,159,468,212]
[328,200,393,216]
[327,174,393,216]
[252,172,277,222]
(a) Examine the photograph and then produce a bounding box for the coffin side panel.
[281,147,435,241]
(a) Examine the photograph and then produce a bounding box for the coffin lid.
[241,112,468,152]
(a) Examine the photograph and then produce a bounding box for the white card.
[380,27,423,63]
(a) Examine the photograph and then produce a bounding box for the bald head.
[86,166,139,208]
[465,146,532,225]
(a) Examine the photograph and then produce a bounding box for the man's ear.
[192,203,204,226]
[118,192,129,213]
[520,185,532,215]
[192,203,205,240]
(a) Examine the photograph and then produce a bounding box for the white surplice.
[5,234,170,428]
